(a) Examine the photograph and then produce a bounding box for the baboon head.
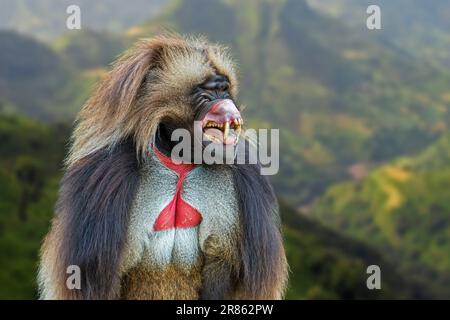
[68,35,242,166]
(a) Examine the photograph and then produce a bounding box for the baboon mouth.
[201,99,242,145]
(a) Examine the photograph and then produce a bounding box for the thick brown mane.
[67,35,238,166]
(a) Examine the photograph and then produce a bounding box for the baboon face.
[145,40,242,159]
[155,71,243,156]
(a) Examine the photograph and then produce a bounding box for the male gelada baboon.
[38,35,288,299]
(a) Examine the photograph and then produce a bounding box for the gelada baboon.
[38,35,288,299]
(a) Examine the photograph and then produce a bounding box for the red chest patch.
[152,148,202,231]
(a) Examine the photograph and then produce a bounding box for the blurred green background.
[1,0,450,299]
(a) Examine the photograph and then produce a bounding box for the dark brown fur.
[40,140,139,299]
[231,162,287,299]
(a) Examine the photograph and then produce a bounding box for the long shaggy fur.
[39,140,139,299]
[231,162,287,298]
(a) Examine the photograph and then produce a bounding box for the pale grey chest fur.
[121,152,239,271]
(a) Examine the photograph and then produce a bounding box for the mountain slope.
[0,31,72,119]
[53,29,126,70]
[280,202,431,299]
[0,30,118,120]
[308,0,450,67]
[311,132,450,297]
[0,0,167,41]
[0,112,69,298]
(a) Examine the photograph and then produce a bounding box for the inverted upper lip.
[201,99,243,144]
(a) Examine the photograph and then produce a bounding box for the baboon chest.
[123,151,239,271]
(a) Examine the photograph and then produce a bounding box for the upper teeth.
[206,122,223,128]
[204,118,243,129]
[203,118,243,143]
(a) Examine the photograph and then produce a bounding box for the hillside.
[0,31,72,119]
[53,29,126,70]
[308,0,450,67]
[0,111,69,298]
[0,0,167,41]
[280,202,432,299]
[0,30,117,120]
[311,132,450,297]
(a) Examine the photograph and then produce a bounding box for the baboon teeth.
[223,122,230,141]
[235,125,242,137]
[203,118,243,141]
[205,121,224,129]
[231,118,242,126]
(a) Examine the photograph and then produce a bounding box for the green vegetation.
[309,0,450,68]
[281,202,427,299]
[0,31,71,119]
[0,112,70,298]
[0,0,167,41]
[312,133,450,297]
[53,29,126,70]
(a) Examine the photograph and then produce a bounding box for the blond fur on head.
[67,34,238,167]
